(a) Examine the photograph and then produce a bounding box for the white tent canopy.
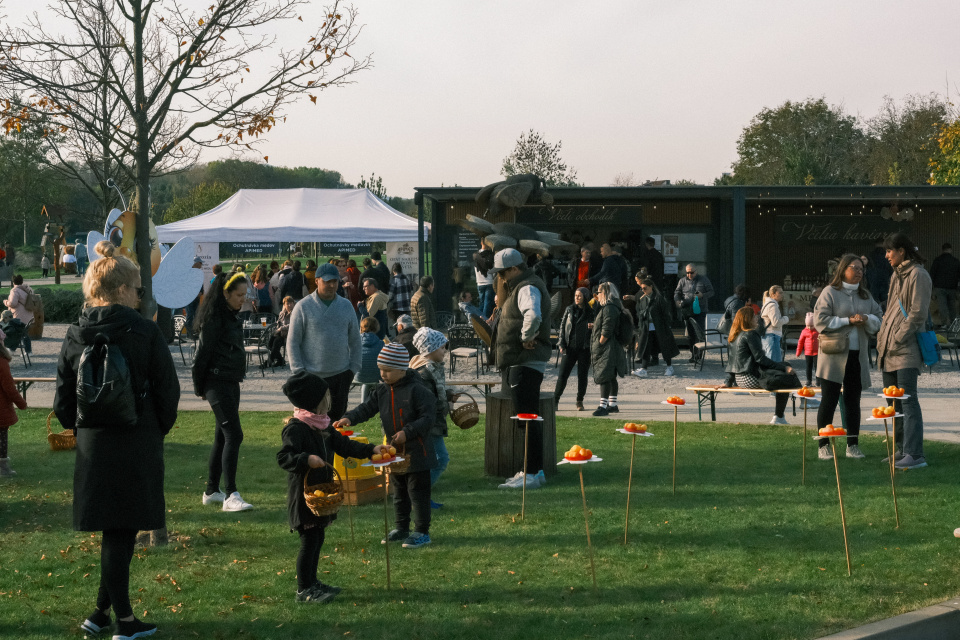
[156,188,426,243]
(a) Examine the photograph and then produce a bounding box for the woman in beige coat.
[813,255,882,461]
[875,233,932,470]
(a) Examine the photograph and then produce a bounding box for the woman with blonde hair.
[54,241,180,639]
[590,282,630,416]
[760,285,789,361]
[725,306,795,424]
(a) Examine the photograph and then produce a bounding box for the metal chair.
[436,311,456,333]
[939,317,960,368]
[172,315,196,366]
[244,323,274,377]
[687,317,728,371]
[447,324,483,377]
[2,319,32,367]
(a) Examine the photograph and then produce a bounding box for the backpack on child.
[75,333,141,428]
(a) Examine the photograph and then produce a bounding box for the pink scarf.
[294,408,331,430]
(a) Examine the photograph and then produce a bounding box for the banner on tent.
[320,242,372,256]
[221,242,283,257]
[386,241,419,285]
[195,242,219,294]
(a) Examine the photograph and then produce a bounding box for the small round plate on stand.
[361,456,406,468]
[617,428,654,436]
[558,456,603,465]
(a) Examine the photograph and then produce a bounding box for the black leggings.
[206,380,243,495]
[0,428,7,458]
[644,331,673,366]
[506,366,545,474]
[95,529,138,619]
[392,469,432,534]
[296,526,327,591]
[555,347,590,403]
[817,351,862,447]
[600,379,619,399]
[805,355,818,386]
[323,370,355,422]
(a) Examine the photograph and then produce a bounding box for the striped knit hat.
[377,341,410,370]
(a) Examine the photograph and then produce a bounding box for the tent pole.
[417,195,426,281]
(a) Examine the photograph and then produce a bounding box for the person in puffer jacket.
[355,317,384,402]
[333,342,437,549]
[411,327,453,509]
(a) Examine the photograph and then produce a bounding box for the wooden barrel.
[484,390,557,478]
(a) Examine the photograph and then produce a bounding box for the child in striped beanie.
[333,340,438,549]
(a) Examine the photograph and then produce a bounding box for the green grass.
[3,410,959,640]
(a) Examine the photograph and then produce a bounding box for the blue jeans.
[762,334,783,362]
[478,284,495,318]
[76,256,87,276]
[883,368,923,458]
[430,435,449,486]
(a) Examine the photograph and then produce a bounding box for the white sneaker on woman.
[202,491,226,505]
[664,366,675,377]
[222,492,253,512]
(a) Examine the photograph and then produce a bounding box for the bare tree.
[2,0,370,315]
[610,172,639,187]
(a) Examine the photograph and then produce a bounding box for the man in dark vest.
[490,248,552,491]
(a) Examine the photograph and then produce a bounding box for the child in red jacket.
[795,312,819,387]
[0,335,28,477]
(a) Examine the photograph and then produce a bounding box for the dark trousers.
[818,351,862,447]
[268,328,287,364]
[506,365,545,474]
[643,331,671,366]
[323,369,355,422]
[804,355,818,386]
[95,529,137,618]
[0,428,7,458]
[600,379,619,399]
[392,469,432,534]
[296,526,327,591]
[554,347,590,403]
[685,313,706,356]
[206,380,244,495]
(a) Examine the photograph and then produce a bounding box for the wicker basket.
[375,444,411,475]
[47,411,76,451]
[450,392,480,430]
[303,466,344,517]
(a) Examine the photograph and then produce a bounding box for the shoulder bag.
[817,331,849,355]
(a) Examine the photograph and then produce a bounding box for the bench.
[685,385,821,422]
[349,379,501,396]
[13,377,57,401]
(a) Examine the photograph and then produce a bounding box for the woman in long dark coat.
[633,277,680,377]
[54,242,180,639]
[554,286,595,410]
[590,282,630,416]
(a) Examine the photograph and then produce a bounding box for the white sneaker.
[632,368,648,378]
[846,445,865,459]
[202,491,226,505]
[664,366,675,377]
[818,446,834,460]
[222,492,253,512]
[769,415,789,425]
[536,470,546,485]
[498,473,539,489]
[498,471,524,489]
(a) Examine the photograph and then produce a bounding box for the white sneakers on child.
[222,492,253,512]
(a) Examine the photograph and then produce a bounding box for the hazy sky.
[5,0,960,197]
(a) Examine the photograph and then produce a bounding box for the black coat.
[558,303,594,351]
[590,254,629,293]
[343,371,437,474]
[725,329,787,378]
[277,419,377,531]
[372,262,392,293]
[54,305,180,532]
[636,291,680,360]
[591,298,629,384]
[192,306,246,396]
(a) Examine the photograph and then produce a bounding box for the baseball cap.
[316,263,340,281]
[488,248,524,275]
[396,314,413,327]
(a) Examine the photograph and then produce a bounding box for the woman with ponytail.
[193,271,253,512]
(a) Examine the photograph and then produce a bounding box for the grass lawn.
[3,409,959,640]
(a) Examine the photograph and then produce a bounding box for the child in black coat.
[277,371,389,603]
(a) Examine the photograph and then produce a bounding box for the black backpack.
[279,270,303,300]
[75,333,139,428]
[615,306,636,346]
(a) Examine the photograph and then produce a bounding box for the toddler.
[795,312,820,387]
[411,327,453,508]
[277,371,387,603]
[0,334,27,476]
[333,342,437,549]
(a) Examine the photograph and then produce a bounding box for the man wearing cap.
[287,263,362,421]
[490,248,551,490]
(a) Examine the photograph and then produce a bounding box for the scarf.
[294,408,331,430]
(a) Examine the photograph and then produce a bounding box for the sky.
[4,0,960,197]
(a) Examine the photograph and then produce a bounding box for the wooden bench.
[13,377,56,401]
[685,385,821,422]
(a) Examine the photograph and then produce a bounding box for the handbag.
[898,300,941,366]
[818,331,849,355]
[758,367,802,391]
[692,295,701,315]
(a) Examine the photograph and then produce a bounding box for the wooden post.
[883,418,901,529]
[382,473,391,590]
[579,468,598,590]
[830,438,852,576]
[624,433,636,544]
[672,405,678,495]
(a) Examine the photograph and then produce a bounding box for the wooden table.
[13,377,56,400]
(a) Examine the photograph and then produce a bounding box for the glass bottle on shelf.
[784,274,792,290]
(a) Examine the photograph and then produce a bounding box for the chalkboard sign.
[320,242,372,256]
[457,229,482,263]
[221,242,282,257]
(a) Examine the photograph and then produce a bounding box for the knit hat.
[377,341,410,370]
[282,371,330,411]
[395,314,413,328]
[413,327,448,356]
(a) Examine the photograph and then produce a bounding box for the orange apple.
[883,406,895,416]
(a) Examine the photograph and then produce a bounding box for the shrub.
[37,287,85,323]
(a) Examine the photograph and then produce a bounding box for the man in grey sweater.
[287,263,361,421]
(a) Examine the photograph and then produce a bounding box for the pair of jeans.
[206,380,243,495]
[762,333,783,362]
[505,365,545,474]
[883,368,923,458]
[392,469,432,534]
[477,284,495,318]
[817,351,862,448]
[95,529,138,619]
[430,436,449,486]
[554,346,590,403]
[933,287,959,325]
[323,370,356,422]
[296,526,327,591]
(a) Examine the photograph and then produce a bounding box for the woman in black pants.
[193,271,252,512]
[813,254,882,461]
[55,242,180,639]
[555,287,594,410]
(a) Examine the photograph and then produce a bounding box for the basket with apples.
[303,466,344,516]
